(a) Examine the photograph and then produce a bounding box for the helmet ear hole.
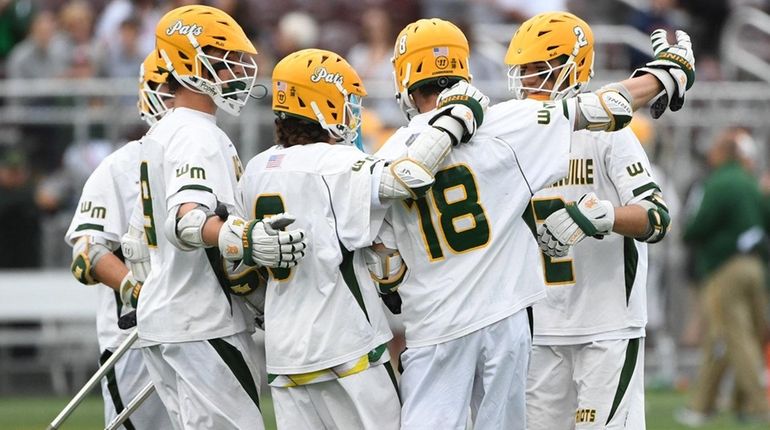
[327,100,335,109]
[298,97,306,108]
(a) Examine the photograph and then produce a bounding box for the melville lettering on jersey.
[550,158,594,187]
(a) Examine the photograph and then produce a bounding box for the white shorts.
[271,363,400,430]
[141,332,264,430]
[400,310,531,430]
[526,338,646,430]
[99,348,172,429]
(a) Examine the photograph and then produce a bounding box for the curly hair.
[275,116,331,147]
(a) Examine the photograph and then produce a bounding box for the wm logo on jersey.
[79,201,106,219]
[551,158,594,187]
[176,164,206,180]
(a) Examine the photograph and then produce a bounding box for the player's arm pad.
[71,235,114,285]
[574,87,633,132]
[635,190,671,243]
[164,204,215,251]
[121,224,150,282]
[363,246,407,295]
[378,121,458,201]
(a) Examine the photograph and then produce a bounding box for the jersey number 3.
[405,164,490,261]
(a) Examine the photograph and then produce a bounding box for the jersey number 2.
[253,194,291,280]
[405,164,490,260]
[524,197,576,285]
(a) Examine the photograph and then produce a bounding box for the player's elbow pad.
[378,124,458,200]
[575,87,633,132]
[70,235,113,285]
[636,191,671,243]
[164,205,212,251]
[379,159,434,200]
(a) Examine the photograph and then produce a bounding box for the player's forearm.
[177,202,223,247]
[92,253,129,291]
[618,75,664,111]
[612,205,651,237]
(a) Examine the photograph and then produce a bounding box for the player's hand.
[537,193,615,257]
[362,245,405,295]
[632,29,695,118]
[119,271,142,309]
[430,81,490,144]
[121,226,150,282]
[245,213,307,269]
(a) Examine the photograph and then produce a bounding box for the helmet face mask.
[507,58,577,100]
[139,51,173,126]
[505,12,594,101]
[156,5,258,116]
[310,83,363,144]
[272,49,367,146]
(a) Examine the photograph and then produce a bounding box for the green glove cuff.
[565,202,600,236]
[241,220,258,267]
[437,95,485,128]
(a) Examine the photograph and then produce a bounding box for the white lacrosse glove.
[121,225,150,282]
[431,81,490,144]
[537,193,615,257]
[218,213,307,268]
[118,271,142,309]
[362,246,406,295]
[631,29,695,118]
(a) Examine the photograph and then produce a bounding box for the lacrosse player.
[237,47,487,429]
[64,50,172,430]
[134,6,307,429]
[374,16,694,429]
[505,13,673,430]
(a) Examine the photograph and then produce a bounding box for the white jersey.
[137,107,252,345]
[64,141,140,351]
[238,143,392,375]
[529,128,655,345]
[376,99,575,348]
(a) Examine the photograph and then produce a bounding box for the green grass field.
[1,391,765,430]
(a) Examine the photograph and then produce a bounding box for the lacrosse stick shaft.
[104,382,155,430]
[46,329,139,430]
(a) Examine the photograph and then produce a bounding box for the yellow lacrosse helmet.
[391,18,470,119]
[505,12,594,100]
[273,49,367,144]
[138,51,173,126]
[155,5,258,116]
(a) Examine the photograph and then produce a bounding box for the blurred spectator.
[101,16,144,79]
[7,9,72,173]
[627,0,689,69]
[95,0,160,56]
[347,8,402,126]
[6,9,69,80]
[274,11,319,59]
[36,138,112,267]
[348,8,393,82]
[60,0,103,79]
[0,0,34,76]
[0,147,40,268]
[679,0,729,80]
[676,128,770,426]
[465,0,567,24]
